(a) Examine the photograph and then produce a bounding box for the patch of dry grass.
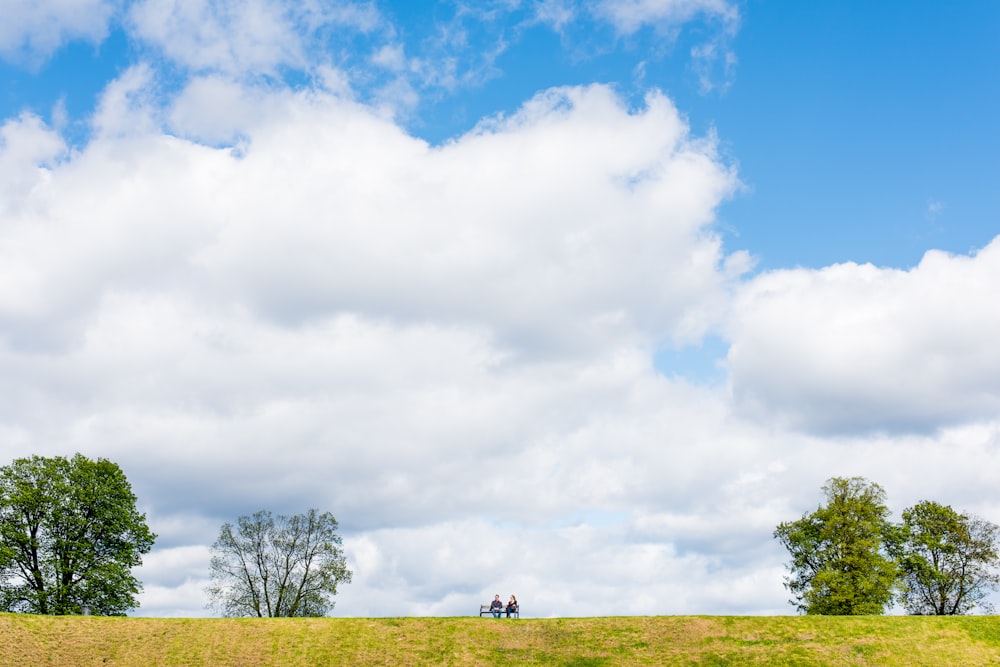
[1,613,999,666]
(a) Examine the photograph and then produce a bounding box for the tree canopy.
[775,478,1000,615]
[894,500,1000,615]
[0,454,156,615]
[206,508,352,617]
[774,477,898,615]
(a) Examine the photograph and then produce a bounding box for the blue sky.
[5,2,998,271]
[2,0,1000,617]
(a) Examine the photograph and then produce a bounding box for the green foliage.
[894,500,1000,615]
[206,509,352,617]
[774,477,897,615]
[0,454,156,615]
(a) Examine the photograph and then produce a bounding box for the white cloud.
[167,74,302,144]
[90,63,162,137]
[0,77,755,617]
[727,240,1000,434]
[926,198,945,224]
[596,0,738,35]
[172,83,739,353]
[137,577,212,618]
[0,0,118,64]
[371,43,407,71]
[3,69,1000,619]
[127,0,382,75]
[336,519,790,618]
[532,0,577,32]
[0,112,67,215]
[691,37,737,94]
[127,0,304,74]
[596,0,739,93]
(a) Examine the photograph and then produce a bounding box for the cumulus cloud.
[727,240,1000,434]
[3,56,1000,618]
[0,74,761,616]
[0,0,118,64]
[167,83,740,353]
[0,112,67,207]
[337,518,790,617]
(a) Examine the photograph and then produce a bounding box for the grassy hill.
[2,613,1000,666]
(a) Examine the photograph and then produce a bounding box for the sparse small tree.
[206,509,352,617]
[774,477,897,615]
[0,454,156,615]
[894,500,1000,615]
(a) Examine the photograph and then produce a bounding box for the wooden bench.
[480,604,519,618]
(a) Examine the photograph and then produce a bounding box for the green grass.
[2,613,999,666]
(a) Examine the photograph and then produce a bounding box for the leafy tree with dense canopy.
[774,476,897,615]
[893,500,1000,615]
[0,454,156,615]
[206,508,352,617]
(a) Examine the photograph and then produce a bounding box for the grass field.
[2,613,1000,666]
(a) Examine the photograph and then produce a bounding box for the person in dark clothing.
[490,594,503,618]
[506,594,518,617]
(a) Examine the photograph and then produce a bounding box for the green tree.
[894,500,1000,615]
[206,508,352,617]
[0,454,156,615]
[774,477,897,615]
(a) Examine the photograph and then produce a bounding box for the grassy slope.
[2,614,1000,666]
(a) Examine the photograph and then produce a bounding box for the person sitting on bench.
[490,594,503,618]
[506,595,518,617]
